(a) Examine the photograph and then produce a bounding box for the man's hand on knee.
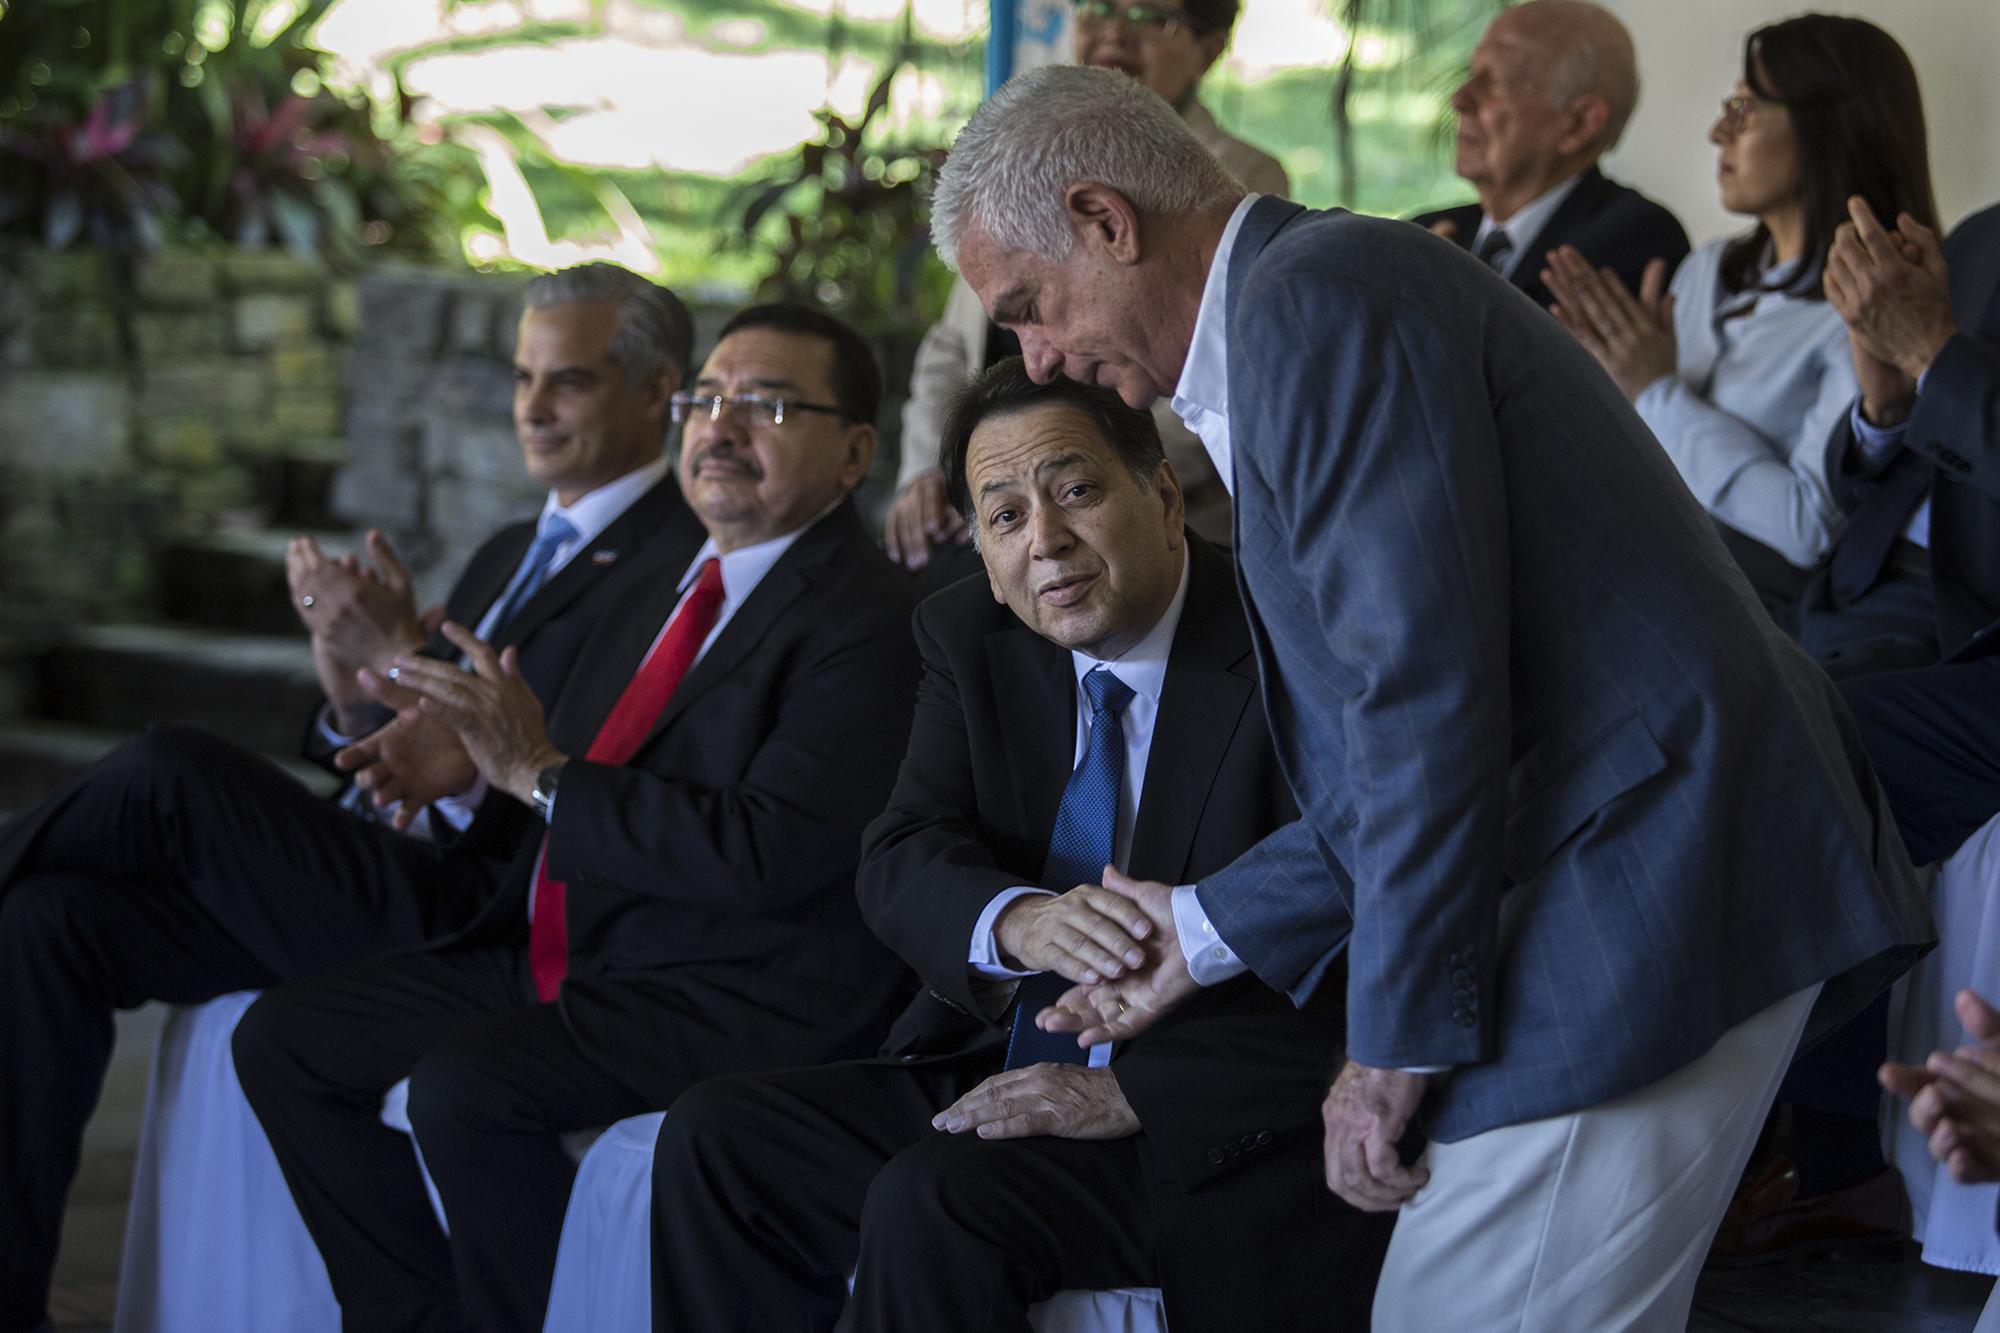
[932,1065,1139,1141]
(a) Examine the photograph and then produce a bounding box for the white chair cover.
[1887,812,2000,1274]
[544,1112,1171,1333]
[113,992,340,1333]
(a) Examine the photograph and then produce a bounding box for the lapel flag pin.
[592,550,619,565]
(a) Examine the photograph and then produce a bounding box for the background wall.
[1597,0,2000,248]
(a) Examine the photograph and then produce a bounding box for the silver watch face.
[533,765,561,807]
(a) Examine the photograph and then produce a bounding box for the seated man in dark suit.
[1810,199,2000,865]
[0,262,704,1333]
[648,361,1395,1333]
[230,304,921,1333]
[1412,0,1688,309]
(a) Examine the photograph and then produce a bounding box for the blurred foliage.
[0,0,481,265]
[723,8,954,335]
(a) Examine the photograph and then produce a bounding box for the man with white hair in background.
[930,63,1931,1330]
[1414,0,1688,310]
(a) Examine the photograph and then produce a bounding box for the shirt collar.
[675,499,841,601]
[1068,544,1191,706]
[1171,193,1259,426]
[537,455,670,550]
[1472,170,1584,272]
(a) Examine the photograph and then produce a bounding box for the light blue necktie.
[1003,667,1136,1070]
[486,513,579,633]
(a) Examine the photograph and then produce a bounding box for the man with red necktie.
[230,304,920,1333]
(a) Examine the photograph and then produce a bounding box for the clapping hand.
[1882,988,2000,1184]
[333,668,479,831]
[1824,196,1956,427]
[384,622,564,806]
[1033,869,1199,1046]
[288,530,426,732]
[1543,248,1678,401]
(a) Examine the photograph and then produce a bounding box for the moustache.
[690,447,763,480]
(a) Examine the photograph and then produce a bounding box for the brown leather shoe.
[1708,1157,1910,1266]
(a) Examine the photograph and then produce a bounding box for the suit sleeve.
[1907,330,2000,503]
[544,602,920,916]
[1213,271,1514,1070]
[857,604,1031,1014]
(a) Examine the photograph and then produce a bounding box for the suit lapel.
[638,501,861,748]
[987,626,1076,858]
[1509,166,1609,297]
[499,478,692,648]
[1228,196,1308,300]
[1128,540,1256,884]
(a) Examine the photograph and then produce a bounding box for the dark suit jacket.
[1825,203,2000,659]
[1413,166,1691,311]
[857,538,1370,1322]
[1203,197,1932,1143]
[439,500,921,1083]
[301,474,708,865]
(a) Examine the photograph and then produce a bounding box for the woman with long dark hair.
[1545,14,1936,612]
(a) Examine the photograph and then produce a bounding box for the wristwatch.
[529,762,565,821]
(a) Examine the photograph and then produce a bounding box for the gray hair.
[1507,0,1641,153]
[931,65,1245,271]
[523,263,694,387]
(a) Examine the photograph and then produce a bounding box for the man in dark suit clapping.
[0,262,705,1333]
[647,362,1395,1333]
[229,304,921,1333]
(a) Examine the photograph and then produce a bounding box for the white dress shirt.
[965,549,1192,1067]
[1468,172,1584,281]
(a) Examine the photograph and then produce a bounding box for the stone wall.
[0,245,354,703]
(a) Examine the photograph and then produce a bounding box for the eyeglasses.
[1716,93,1779,134]
[669,392,848,427]
[1072,0,1200,37]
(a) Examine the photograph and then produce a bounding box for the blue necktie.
[1003,667,1136,1070]
[487,513,579,633]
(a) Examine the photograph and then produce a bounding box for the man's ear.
[1065,181,1144,265]
[1555,96,1611,159]
[1153,459,1186,546]
[840,423,879,489]
[640,365,681,424]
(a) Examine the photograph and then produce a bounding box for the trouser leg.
[231,947,528,1333]
[0,872,274,1333]
[1842,658,2000,865]
[649,1060,965,1333]
[1371,982,1820,1333]
[403,1000,656,1333]
[847,1129,1155,1333]
[3,725,489,969]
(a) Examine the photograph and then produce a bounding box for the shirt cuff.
[968,887,1055,979]
[1173,884,1248,986]
[1850,397,1909,463]
[316,705,358,748]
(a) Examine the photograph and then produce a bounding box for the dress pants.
[1842,656,2000,864]
[1370,982,1820,1333]
[650,1059,1386,1333]
[651,1058,1155,1333]
[232,946,686,1333]
[0,725,497,1333]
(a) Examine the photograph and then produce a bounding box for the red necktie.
[528,557,725,1001]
